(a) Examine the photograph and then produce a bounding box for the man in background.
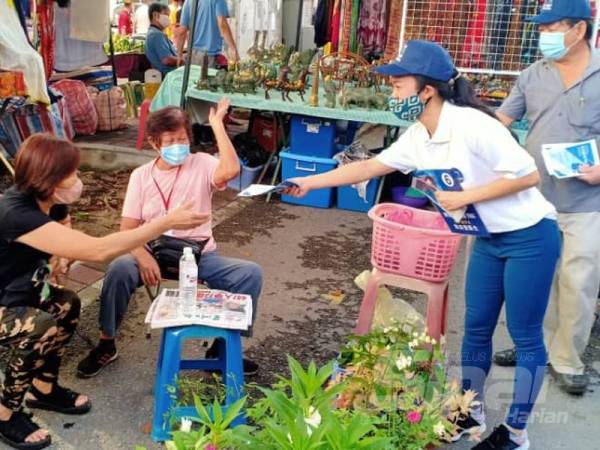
[176,0,239,67]
[145,3,178,76]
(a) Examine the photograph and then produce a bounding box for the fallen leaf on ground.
[321,289,346,304]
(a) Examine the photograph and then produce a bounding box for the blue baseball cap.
[373,40,457,82]
[526,0,592,24]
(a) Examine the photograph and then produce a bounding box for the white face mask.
[158,14,170,28]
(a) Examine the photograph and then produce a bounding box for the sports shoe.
[77,344,119,378]
[206,341,259,376]
[493,348,517,367]
[549,364,589,395]
[449,412,487,442]
[472,425,530,450]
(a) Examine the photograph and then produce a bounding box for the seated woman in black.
[0,133,206,450]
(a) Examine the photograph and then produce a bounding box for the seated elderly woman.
[0,134,205,450]
[77,99,263,379]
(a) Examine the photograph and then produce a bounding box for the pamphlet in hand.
[412,168,489,236]
[145,288,253,330]
[237,181,299,198]
[541,139,599,179]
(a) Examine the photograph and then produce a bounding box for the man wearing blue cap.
[495,0,600,396]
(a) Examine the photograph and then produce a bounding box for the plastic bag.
[334,142,376,201]
[354,270,425,330]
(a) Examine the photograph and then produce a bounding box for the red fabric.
[383,0,402,60]
[341,0,353,52]
[51,79,98,136]
[118,9,133,35]
[331,0,341,51]
[38,0,55,80]
[460,0,487,67]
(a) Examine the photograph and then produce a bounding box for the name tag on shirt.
[541,139,599,179]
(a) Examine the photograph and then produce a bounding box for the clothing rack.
[399,0,600,76]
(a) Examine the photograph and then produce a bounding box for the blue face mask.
[388,94,426,122]
[539,29,574,60]
[160,143,190,166]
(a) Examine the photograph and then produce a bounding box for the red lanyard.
[151,160,182,213]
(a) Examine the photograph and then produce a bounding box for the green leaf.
[413,349,432,363]
[222,396,247,428]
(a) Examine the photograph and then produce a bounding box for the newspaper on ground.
[145,288,252,330]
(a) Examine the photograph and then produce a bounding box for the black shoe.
[472,425,530,450]
[549,365,589,395]
[76,345,119,378]
[205,341,259,376]
[448,413,486,443]
[493,348,517,367]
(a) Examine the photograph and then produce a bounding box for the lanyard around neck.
[151,160,182,213]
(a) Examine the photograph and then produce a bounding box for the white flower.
[409,339,419,349]
[383,327,390,333]
[287,432,293,442]
[395,354,413,371]
[431,338,437,345]
[413,332,419,338]
[424,336,432,344]
[305,406,322,429]
[180,418,192,433]
[433,421,446,437]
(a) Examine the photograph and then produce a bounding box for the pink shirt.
[122,153,222,252]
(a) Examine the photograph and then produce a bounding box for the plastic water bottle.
[179,247,198,318]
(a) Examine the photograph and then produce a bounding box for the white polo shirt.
[377,101,556,233]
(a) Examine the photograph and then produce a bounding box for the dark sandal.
[0,410,51,450]
[25,384,91,415]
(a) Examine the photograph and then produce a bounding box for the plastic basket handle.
[295,161,317,172]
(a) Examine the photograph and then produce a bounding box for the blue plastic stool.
[151,326,245,442]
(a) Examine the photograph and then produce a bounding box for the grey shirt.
[498,52,600,213]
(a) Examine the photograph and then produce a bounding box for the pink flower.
[407,410,422,424]
[205,445,217,450]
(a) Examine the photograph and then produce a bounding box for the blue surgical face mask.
[388,93,426,122]
[539,28,575,60]
[160,143,190,166]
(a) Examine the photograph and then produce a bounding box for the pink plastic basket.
[368,203,463,283]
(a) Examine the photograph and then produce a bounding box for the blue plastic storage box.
[227,164,265,191]
[280,150,338,208]
[290,115,336,158]
[337,177,381,212]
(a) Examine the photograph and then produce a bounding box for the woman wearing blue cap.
[285,40,560,450]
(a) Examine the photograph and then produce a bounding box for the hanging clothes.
[349,0,360,53]
[520,0,542,65]
[487,0,513,70]
[383,0,402,60]
[37,0,56,80]
[358,0,387,57]
[459,0,487,68]
[331,0,342,51]
[0,0,49,104]
[54,4,108,72]
[505,0,523,71]
[234,0,282,58]
[340,0,353,52]
[314,0,331,46]
[69,0,109,43]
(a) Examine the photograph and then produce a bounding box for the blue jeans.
[461,219,560,430]
[99,251,263,338]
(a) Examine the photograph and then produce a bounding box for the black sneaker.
[449,413,487,442]
[549,364,589,395]
[493,348,517,367]
[77,345,119,378]
[205,342,259,376]
[472,425,530,450]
